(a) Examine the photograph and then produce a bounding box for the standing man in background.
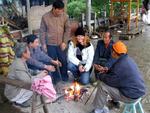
[40,0,70,83]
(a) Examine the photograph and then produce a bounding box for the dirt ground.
[0,24,150,113]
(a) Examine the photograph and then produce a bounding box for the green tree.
[91,0,143,18]
[67,0,86,20]
[67,0,143,20]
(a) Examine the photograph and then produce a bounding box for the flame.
[65,82,81,100]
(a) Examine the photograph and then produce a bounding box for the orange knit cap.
[113,41,127,54]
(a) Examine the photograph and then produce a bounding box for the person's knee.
[68,63,76,70]
[80,78,89,85]
[80,74,90,85]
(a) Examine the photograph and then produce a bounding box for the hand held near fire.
[79,65,85,72]
[94,64,107,73]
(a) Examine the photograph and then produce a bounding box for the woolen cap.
[75,27,85,36]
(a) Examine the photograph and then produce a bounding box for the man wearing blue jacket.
[91,41,146,113]
[93,30,116,76]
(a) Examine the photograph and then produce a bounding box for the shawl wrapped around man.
[0,26,15,76]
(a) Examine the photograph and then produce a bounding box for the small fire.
[65,82,81,101]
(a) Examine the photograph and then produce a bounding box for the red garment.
[31,76,56,101]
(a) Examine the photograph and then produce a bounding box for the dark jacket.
[27,46,52,69]
[99,54,146,99]
[93,40,115,68]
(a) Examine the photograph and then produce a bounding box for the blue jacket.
[27,46,52,69]
[93,40,115,68]
[99,54,146,99]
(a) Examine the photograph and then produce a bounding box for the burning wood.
[65,82,88,101]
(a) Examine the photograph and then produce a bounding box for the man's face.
[23,47,30,59]
[103,32,111,45]
[112,50,118,59]
[53,8,64,16]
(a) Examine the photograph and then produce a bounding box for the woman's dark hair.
[26,34,38,44]
[53,0,64,9]
[143,0,149,11]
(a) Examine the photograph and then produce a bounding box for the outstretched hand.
[94,64,108,73]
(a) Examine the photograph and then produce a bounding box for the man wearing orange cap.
[90,41,146,113]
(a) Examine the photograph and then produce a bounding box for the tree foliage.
[67,0,143,20]
[92,0,110,17]
[67,0,86,20]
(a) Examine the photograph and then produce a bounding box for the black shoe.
[14,100,31,108]
[108,100,120,109]
[89,110,95,113]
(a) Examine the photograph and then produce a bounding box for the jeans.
[68,62,90,85]
[47,45,68,84]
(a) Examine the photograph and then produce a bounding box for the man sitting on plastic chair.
[90,41,146,113]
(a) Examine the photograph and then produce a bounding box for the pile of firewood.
[0,1,27,30]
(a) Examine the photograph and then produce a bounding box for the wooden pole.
[41,96,49,113]
[31,92,37,113]
[86,0,91,35]
[94,13,97,32]
[63,0,68,12]
[136,0,139,29]
[127,0,131,32]
[26,0,30,13]
[26,0,31,33]
[110,0,114,23]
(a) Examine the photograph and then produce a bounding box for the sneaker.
[90,106,109,113]
[90,109,103,113]
[67,70,74,81]
[108,100,120,109]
